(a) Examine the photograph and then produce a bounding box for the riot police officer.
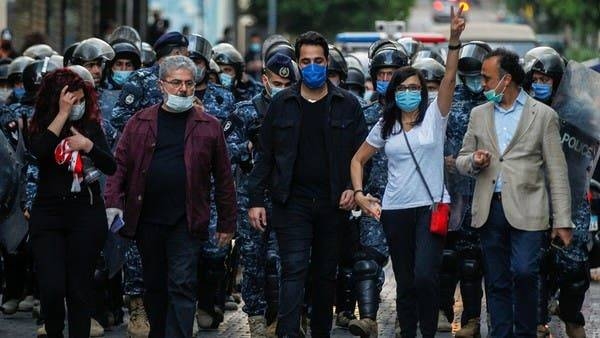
[70,38,115,87]
[344,55,367,99]
[141,42,156,68]
[22,44,57,60]
[327,45,348,88]
[212,43,263,102]
[523,46,589,338]
[440,40,491,337]
[368,45,409,103]
[412,57,445,105]
[397,37,422,61]
[5,56,34,105]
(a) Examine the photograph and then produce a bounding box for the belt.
[492,192,502,201]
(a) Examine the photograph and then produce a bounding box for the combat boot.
[248,315,267,337]
[18,295,35,312]
[437,310,452,332]
[565,322,586,338]
[348,318,378,337]
[127,297,150,338]
[1,298,19,314]
[90,318,105,337]
[265,320,277,338]
[455,317,481,338]
[336,311,356,328]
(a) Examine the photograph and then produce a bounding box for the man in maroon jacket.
[104,55,236,338]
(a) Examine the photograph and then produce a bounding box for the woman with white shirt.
[350,7,465,338]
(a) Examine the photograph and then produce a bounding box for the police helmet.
[187,34,213,64]
[0,64,9,81]
[262,35,295,63]
[63,42,80,67]
[368,39,402,59]
[212,43,244,80]
[523,46,564,78]
[71,38,115,65]
[209,59,220,73]
[7,56,35,84]
[397,37,422,60]
[111,41,142,69]
[22,44,57,60]
[369,47,408,81]
[412,49,445,66]
[22,57,61,93]
[108,25,142,51]
[328,45,348,80]
[412,57,445,83]
[141,42,156,67]
[346,66,365,89]
[68,65,95,88]
[457,41,492,76]
[49,55,64,68]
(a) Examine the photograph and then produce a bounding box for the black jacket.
[247,81,367,207]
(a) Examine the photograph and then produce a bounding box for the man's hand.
[355,193,382,221]
[248,207,267,232]
[445,156,457,174]
[216,232,234,247]
[552,228,573,247]
[473,149,491,169]
[339,189,355,210]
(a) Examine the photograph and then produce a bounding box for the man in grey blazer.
[456,48,573,337]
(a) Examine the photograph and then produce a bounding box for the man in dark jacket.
[247,31,367,337]
[104,55,236,338]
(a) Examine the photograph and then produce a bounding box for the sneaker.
[18,295,35,312]
[248,315,267,337]
[1,299,19,315]
[455,317,481,338]
[336,311,356,328]
[127,297,150,338]
[90,318,105,337]
[437,310,452,332]
[565,322,586,338]
[348,318,378,337]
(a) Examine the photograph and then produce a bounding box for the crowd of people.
[0,5,599,338]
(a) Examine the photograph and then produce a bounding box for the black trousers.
[30,194,107,338]
[381,207,445,338]
[272,197,344,338]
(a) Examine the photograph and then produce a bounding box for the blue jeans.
[478,199,545,338]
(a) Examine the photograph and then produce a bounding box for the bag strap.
[402,130,443,204]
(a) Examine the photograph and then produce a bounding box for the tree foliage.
[248,0,415,40]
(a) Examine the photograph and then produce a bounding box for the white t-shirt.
[366,99,448,210]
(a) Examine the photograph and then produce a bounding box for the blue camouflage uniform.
[232,78,264,103]
[110,64,162,132]
[98,86,121,150]
[224,91,280,316]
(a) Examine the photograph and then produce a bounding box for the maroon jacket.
[104,104,237,238]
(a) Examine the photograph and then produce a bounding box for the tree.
[248,0,415,40]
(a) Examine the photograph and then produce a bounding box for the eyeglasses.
[396,85,421,92]
[162,79,196,89]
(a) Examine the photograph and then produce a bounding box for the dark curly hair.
[484,48,526,86]
[29,68,101,137]
[381,66,429,140]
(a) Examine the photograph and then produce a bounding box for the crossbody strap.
[402,130,444,204]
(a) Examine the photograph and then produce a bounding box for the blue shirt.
[494,89,527,192]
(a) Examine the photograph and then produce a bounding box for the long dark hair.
[29,68,101,137]
[381,66,428,139]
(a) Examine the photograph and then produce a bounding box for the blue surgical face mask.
[376,80,389,94]
[13,87,25,99]
[363,90,374,101]
[250,43,261,53]
[395,90,421,112]
[484,75,507,104]
[195,66,206,83]
[165,93,194,113]
[464,76,483,93]
[301,63,327,89]
[69,101,86,121]
[531,82,552,100]
[428,91,438,105]
[112,70,132,86]
[219,73,234,88]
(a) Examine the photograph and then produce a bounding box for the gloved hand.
[106,208,123,229]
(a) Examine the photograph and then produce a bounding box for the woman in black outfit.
[28,69,116,338]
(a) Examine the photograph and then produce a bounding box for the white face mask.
[0,88,11,102]
[69,101,86,121]
[165,93,194,113]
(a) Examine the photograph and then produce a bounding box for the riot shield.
[552,61,600,212]
[0,131,18,220]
